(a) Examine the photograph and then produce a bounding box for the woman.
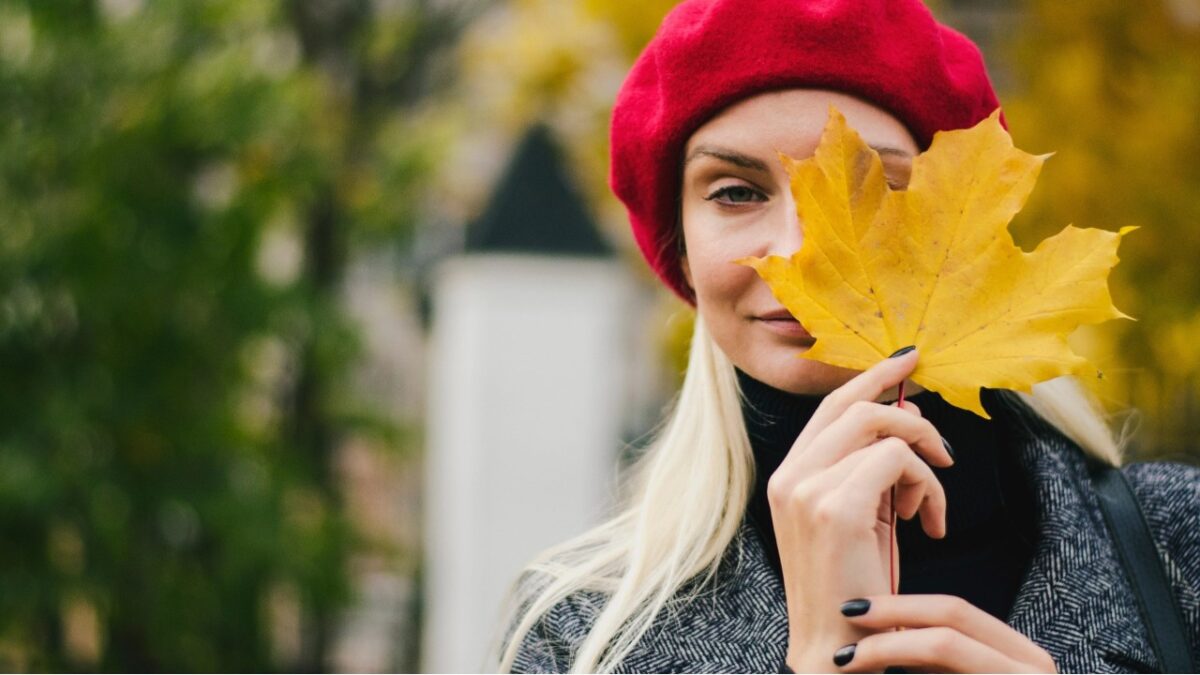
[494,0,1200,672]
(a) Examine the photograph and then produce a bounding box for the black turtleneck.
[736,367,1039,623]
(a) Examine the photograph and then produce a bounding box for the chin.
[745,346,860,395]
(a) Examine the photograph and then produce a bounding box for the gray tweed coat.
[509,393,1200,673]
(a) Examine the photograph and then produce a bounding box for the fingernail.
[941,436,956,462]
[888,345,916,358]
[883,667,909,674]
[833,643,857,667]
[840,598,870,616]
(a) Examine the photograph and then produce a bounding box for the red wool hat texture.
[609,0,1007,305]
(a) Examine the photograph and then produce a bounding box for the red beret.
[610,0,1005,305]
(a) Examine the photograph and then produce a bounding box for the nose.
[766,189,804,257]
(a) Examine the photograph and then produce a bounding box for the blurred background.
[0,0,1198,671]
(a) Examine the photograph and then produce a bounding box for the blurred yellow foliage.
[1005,0,1200,457]
[580,0,681,59]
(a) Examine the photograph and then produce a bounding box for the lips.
[755,310,813,339]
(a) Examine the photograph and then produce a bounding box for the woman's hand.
[773,348,1054,673]
[772,347,953,671]
[830,594,1058,673]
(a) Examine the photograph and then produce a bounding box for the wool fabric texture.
[507,390,1200,673]
[609,0,1006,304]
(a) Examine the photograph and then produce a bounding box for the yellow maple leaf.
[736,106,1135,418]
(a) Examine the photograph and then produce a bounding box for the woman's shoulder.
[1120,459,1200,576]
[503,568,609,673]
[1122,458,1200,520]
[503,523,788,673]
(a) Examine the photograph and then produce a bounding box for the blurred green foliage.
[0,0,462,670]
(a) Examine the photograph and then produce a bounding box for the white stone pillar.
[422,254,631,672]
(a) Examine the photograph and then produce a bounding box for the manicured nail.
[833,643,857,667]
[840,598,870,616]
[888,345,916,358]
[941,436,956,462]
[883,667,909,674]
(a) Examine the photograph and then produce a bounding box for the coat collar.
[630,390,1158,673]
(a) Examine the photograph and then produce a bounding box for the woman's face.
[680,89,921,395]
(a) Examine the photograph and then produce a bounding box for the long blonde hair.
[491,315,1127,673]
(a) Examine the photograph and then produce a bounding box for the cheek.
[691,249,757,306]
[681,211,763,306]
[684,232,760,307]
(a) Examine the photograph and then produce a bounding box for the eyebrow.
[684,146,770,172]
[683,143,913,172]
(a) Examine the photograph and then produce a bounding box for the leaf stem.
[890,380,906,597]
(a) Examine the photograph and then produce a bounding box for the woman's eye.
[705,185,766,204]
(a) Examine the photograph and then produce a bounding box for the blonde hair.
[491,315,1127,673]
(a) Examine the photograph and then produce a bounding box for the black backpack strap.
[1088,462,1197,673]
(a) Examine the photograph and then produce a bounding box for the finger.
[820,438,947,539]
[895,400,921,417]
[803,436,945,536]
[801,347,918,442]
[790,400,952,471]
[839,594,1052,667]
[891,473,940,531]
[834,626,1023,674]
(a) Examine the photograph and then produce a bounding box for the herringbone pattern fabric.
[509,393,1200,673]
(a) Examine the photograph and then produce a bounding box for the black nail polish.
[883,666,909,674]
[888,345,916,358]
[833,643,857,667]
[941,436,956,462]
[840,598,870,616]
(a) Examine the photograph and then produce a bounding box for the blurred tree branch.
[0,0,480,670]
